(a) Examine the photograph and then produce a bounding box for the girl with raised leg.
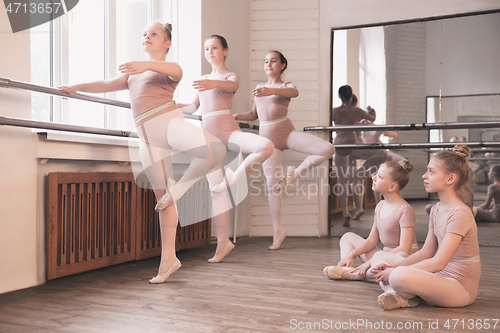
[235,51,335,250]
[323,160,417,280]
[332,85,387,226]
[473,164,500,222]
[179,35,274,261]
[371,145,480,310]
[59,22,226,283]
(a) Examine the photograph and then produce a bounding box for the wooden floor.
[0,199,498,333]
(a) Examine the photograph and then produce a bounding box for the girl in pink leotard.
[179,35,274,262]
[371,145,480,310]
[332,85,387,226]
[235,51,335,250]
[323,160,418,281]
[473,164,500,222]
[59,22,226,283]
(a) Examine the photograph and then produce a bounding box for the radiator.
[47,172,211,280]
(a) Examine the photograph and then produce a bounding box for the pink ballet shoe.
[149,258,181,284]
[208,241,235,263]
[154,178,176,212]
[378,292,419,310]
[269,229,287,250]
[211,168,234,193]
[352,210,364,220]
[323,266,353,280]
[276,166,296,191]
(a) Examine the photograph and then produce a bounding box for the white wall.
[425,12,500,96]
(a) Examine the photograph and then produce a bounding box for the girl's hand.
[234,114,241,120]
[58,86,79,94]
[371,263,389,273]
[193,79,217,92]
[252,86,272,97]
[337,256,355,268]
[119,61,149,75]
[351,261,371,280]
[374,267,394,285]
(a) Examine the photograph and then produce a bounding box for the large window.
[30,0,152,131]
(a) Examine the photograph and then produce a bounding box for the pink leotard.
[254,82,296,150]
[127,70,182,148]
[429,203,481,304]
[127,70,177,118]
[332,106,374,156]
[374,200,418,253]
[198,73,241,143]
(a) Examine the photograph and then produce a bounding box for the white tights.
[339,232,381,280]
[208,130,274,255]
[262,131,335,243]
[371,251,471,307]
[140,117,225,274]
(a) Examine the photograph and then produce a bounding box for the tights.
[335,149,387,218]
[209,130,274,255]
[139,116,225,274]
[371,251,471,307]
[262,131,334,242]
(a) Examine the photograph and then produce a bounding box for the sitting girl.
[473,164,500,222]
[371,145,480,310]
[324,160,418,280]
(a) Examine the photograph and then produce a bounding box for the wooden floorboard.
[0,200,498,333]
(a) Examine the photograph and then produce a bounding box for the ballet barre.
[333,142,500,150]
[304,121,500,132]
[0,76,259,132]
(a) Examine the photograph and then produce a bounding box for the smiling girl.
[323,160,417,280]
[371,145,480,310]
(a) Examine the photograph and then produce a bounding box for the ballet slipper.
[352,210,364,220]
[323,266,354,280]
[276,166,296,191]
[211,167,234,193]
[149,258,182,284]
[269,229,287,250]
[342,214,351,227]
[154,178,176,212]
[208,241,235,263]
[377,292,419,310]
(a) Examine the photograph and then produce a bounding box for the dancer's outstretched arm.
[118,61,182,81]
[252,84,298,98]
[337,222,379,267]
[58,75,128,94]
[193,76,239,92]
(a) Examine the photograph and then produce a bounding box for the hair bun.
[164,23,172,32]
[398,160,413,173]
[453,144,471,159]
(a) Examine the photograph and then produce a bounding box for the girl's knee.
[262,140,275,158]
[389,266,412,289]
[325,144,336,158]
[209,142,226,165]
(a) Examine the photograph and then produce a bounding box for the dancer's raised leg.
[334,153,351,226]
[213,131,274,191]
[283,131,335,188]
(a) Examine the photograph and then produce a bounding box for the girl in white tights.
[179,35,274,262]
[235,51,335,250]
[323,160,417,281]
[60,22,226,283]
[371,145,480,310]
